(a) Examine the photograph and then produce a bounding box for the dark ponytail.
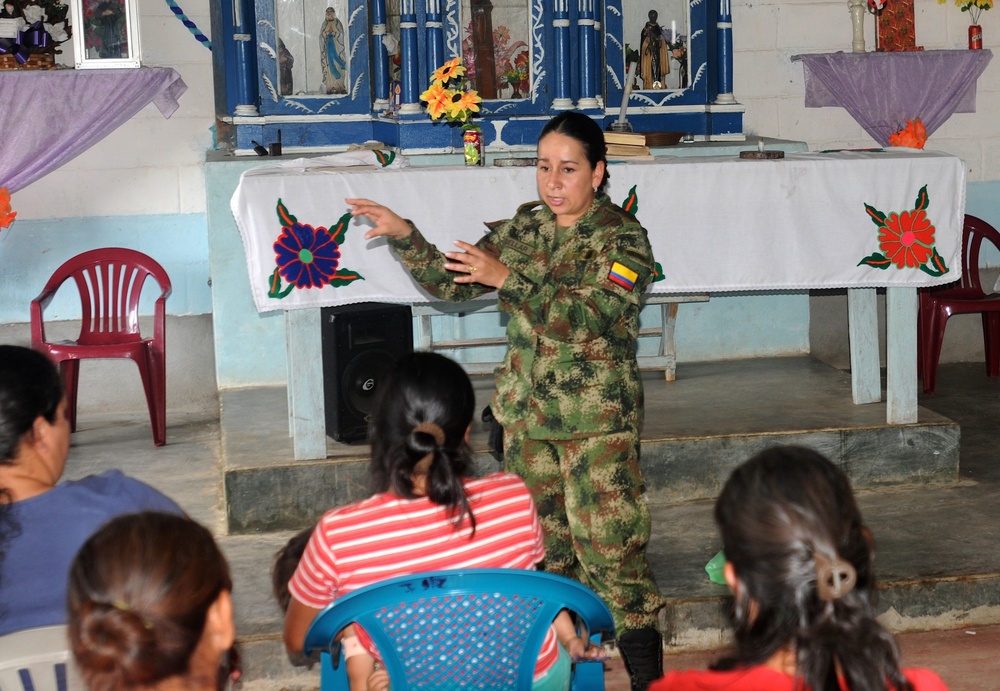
[368,352,477,535]
[712,446,912,691]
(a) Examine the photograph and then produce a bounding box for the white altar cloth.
[229,149,968,458]
[232,150,966,314]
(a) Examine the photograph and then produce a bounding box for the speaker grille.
[321,303,413,443]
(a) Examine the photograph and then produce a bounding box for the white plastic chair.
[0,625,82,691]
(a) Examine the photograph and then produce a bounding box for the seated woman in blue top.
[0,344,183,636]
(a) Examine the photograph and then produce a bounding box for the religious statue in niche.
[319,6,346,95]
[640,9,670,89]
[278,39,294,95]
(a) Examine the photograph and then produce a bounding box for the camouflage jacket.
[389,193,655,440]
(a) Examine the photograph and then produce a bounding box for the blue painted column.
[399,0,422,113]
[577,0,598,108]
[371,0,390,111]
[593,12,603,108]
[715,0,736,104]
[552,0,573,109]
[425,0,445,78]
[231,0,259,115]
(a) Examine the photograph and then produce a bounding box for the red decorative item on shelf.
[874,0,924,51]
[969,24,984,48]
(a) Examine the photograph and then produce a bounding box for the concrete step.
[221,358,960,534]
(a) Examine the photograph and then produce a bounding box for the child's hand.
[564,636,609,663]
[366,669,390,691]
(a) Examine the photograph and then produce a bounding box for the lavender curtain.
[0,67,187,193]
[794,50,992,147]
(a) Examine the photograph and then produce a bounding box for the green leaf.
[864,203,886,227]
[858,252,892,269]
[652,261,665,283]
[329,211,352,244]
[267,268,294,298]
[329,270,365,286]
[921,247,949,277]
[276,198,297,227]
[913,185,930,211]
[621,185,639,217]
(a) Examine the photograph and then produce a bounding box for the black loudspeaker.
[321,303,413,443]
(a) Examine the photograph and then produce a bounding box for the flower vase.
[969,24,983,49]
[462,125,485,167]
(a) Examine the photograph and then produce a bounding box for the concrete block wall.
[2,0,999,388]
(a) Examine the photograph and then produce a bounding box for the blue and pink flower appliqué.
[267,199,363,299]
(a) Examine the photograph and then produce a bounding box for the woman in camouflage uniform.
[348,111,665,690]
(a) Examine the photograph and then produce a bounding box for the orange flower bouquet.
[888,118,927,149]
[0,188,16,231]
[420,57,482,128]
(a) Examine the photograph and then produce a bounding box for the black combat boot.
[618,627,664,691]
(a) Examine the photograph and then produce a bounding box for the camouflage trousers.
[504,421,665,634]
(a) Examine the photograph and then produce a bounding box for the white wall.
[736,0,999,182]
[12,0,214,221]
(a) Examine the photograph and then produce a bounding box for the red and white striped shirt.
[289,472,559,677]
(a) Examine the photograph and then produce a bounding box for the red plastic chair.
[918,215,1000,394]
[30,248,172,446]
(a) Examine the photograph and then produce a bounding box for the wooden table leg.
[886,287,918,424]
[848,287,881,405]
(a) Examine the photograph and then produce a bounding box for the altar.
[231,150,967,458]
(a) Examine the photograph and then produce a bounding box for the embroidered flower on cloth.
[0,188,16,231]
[858,186,949,276]
[888,118,927,149]
[939,0,993,24]
[268,200,363,298]
[420,57,482,125]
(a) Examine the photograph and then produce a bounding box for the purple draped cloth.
[794,50,992,147]
[0,67,187,193]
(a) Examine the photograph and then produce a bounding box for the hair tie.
[109,600,154,629]
[413,421,445,445]
[814,553,857,602]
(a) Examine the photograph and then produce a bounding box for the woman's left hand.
[444,240,510,289]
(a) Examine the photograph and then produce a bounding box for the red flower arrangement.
[888,117,927,148]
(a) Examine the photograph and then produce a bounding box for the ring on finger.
[468,265,477,273]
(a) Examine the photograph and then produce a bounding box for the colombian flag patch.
[608,261,638,291]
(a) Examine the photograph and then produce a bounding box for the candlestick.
[618,62,637,125]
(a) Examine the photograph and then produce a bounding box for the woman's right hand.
[347,198,413,241]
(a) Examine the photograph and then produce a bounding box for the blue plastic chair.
[303,568,616,691]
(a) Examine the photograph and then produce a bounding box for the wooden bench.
[412,294,710,381]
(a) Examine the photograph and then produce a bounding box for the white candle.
[671,20,677,40]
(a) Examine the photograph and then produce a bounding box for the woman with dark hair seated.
[283,352,600,691]
[652,446,947,691]
[0,344,182,636]
[67,511,238,690]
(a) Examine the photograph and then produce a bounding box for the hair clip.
[814,553,857,602]
[112,600,130,611]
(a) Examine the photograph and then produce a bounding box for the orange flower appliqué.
[878,209,936,268]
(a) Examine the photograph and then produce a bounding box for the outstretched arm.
[347,198,413,240]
